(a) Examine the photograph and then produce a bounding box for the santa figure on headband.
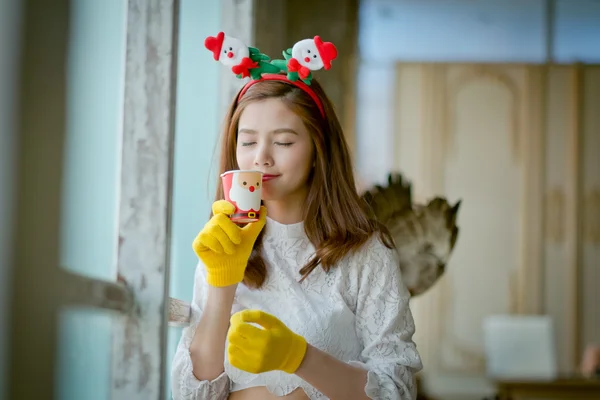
[204,32,280,80]
[287,36,338,81]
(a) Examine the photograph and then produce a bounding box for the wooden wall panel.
[390,63,600,397]
[580,66,600,356]
[544,66,576,373]
[394,64,544,375]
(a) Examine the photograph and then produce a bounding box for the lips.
[262,174,280,182]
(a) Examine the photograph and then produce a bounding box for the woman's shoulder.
[341,232,409,301]
[338,231,400,281]
[351,231,398,264]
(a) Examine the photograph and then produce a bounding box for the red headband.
[204,32,337,120]
[237,74,325,117]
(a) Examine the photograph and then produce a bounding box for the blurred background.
[2,0,599,399]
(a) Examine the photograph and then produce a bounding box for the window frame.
[8,0,180,398]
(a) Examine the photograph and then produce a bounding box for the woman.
[171,34,422,400]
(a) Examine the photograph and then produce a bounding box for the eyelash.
[240,142,294,147]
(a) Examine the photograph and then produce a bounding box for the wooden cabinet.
[496,378,600,400]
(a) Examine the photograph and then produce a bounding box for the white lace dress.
[171,217,423,400]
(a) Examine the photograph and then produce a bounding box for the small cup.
[221,170,263,223]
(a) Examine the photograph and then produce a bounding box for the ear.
[447,199,462,227]
[451,199,462,214]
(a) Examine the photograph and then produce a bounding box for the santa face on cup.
[221,170,263,223]
[229,171,262,210]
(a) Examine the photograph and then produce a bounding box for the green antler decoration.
[243,47,281,80]
[269,48,311,85]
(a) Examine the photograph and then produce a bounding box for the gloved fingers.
[227,344,250,366]
[197,230,224,254]
[257,205,268,223]
[237,309,282,330]
[228,344,264,374]
[230,310,244,327]
[213,213,242,245]
[229,323,265,346]
[206,223,237,255]
[192,234,208,254]
[212,200,235,216]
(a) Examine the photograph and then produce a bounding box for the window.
[356,0,600,186]
[6,0,222,398]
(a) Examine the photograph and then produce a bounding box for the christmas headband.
[204,32,338,117]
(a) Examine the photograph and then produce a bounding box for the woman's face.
[236,98,315,205]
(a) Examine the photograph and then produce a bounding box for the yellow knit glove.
[227,309,307,374]
[192,200,266,287]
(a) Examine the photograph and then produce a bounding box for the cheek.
[235,147,253,169]
[284,144,313,176]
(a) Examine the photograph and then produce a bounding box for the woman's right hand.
[192,200,266,287]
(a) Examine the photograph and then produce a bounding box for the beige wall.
[389,63,600,397]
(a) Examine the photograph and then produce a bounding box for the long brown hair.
[214,77,393,288]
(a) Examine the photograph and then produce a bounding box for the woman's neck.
[263,197,306,224]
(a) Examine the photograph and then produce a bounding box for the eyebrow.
[238,128,298,135]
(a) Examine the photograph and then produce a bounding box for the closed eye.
[276,142,293,147]
[240,142,256,147]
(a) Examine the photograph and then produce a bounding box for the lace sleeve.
[170,261,230,400]
[349,239,423,400]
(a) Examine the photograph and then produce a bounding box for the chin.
[260,189,297,203]
[261,180,309,203]
[260,189,279,202]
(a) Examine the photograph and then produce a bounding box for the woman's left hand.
[227,309,307,374]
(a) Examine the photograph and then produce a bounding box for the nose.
[304,56,310,63]
[249,186,255,192]
[227,51,234,58]
[253,144,273,167]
